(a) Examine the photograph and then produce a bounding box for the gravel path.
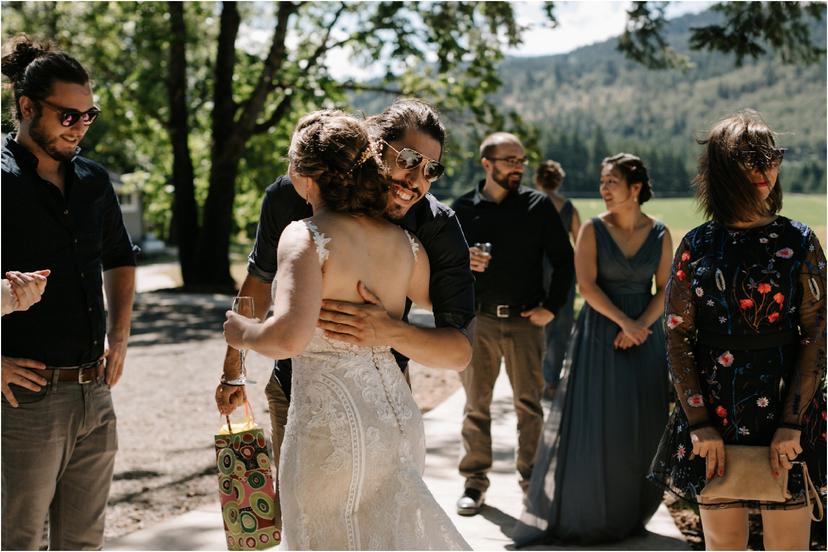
[105,292,461,538]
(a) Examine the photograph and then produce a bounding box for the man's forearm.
[240,274,274,320]
[385,322,471,371]
[104,266,136,341]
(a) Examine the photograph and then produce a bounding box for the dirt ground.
[105,291,461,538]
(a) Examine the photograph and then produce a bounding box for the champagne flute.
[227,296,256,385]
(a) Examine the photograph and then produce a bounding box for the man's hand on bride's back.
[318,282,397,347]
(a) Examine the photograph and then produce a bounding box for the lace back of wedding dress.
[277,220,470,550]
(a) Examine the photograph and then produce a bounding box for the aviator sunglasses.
[380,140,445,182]
[736,147,786,171]
[37,98,101,127]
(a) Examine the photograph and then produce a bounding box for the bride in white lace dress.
[223,111,470,550]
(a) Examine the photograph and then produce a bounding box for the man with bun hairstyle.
[1,35,136,549]
[216,98,475,528]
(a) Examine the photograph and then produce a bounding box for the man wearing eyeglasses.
[1,36,136,550]
[216,98,475,525]
[451,132,574,515]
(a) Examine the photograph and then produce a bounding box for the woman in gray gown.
[513,153,672,545]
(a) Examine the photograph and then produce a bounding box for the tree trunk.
[166,1,200,285]
[190,1,241,291]
[194,152,242,290]
[190,1,295,291]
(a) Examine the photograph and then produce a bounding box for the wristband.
[220,375,245,386]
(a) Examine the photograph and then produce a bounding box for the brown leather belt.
[44,359,103,384]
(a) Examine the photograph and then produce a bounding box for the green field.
[572,194,827,248]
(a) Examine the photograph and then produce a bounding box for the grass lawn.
[570,194,826,315]
[572,193,826,247]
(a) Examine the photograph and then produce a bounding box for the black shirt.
[452,181,574,315]
[248,176,476,392]
[1,134,136,366]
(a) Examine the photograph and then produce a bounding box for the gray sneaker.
[456,488,485,516]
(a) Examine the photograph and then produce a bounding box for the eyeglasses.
[380,140,445,183]
[736,147,786,171]
[485,156,528,168]
[37,98,101,127]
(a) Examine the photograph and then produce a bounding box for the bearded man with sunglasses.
[1,36,136,550]
[217,98,475,525]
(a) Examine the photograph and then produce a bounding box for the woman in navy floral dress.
[649,111,826,550]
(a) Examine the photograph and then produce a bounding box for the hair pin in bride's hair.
[349,142,376,174]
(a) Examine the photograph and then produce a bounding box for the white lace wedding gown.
[276,220,470,550]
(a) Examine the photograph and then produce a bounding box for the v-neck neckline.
[596,217,657,262]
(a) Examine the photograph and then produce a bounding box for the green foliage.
[619,2,692,70]
[690,2,826,66]
[622,1,825,69]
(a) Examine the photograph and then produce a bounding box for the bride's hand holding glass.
[223,309,256,351]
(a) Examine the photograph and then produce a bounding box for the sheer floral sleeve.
[665,238,711,429]
[782,231,827,429]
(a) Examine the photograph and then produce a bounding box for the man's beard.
[29,113,77,162]
[493,169,522,191]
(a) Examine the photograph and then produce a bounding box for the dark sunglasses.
[380,140,445,182]
[736,147,786,171]
[38,98,101,127]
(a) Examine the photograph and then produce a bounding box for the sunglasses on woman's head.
[736,147,786,171]
[380,140,445,182]
[38,98,101,127]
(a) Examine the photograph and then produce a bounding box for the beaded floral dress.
[277,220,470,550]
[649,216,826,509]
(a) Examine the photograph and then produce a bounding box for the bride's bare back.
[310,212,428,320]
[249,211,429,360]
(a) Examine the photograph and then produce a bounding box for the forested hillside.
[354,9,827,201]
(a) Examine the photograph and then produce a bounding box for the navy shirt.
[1,134,136,366]
[248,176,476,394]
[452,181,575,315]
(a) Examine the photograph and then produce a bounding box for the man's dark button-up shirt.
[248,175,476,383]
[452,181,575,315]
[1,134,136,366]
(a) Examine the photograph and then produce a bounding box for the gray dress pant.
[2,379,117,551]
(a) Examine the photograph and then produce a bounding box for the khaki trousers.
[460,314,544,493]
[265,374,289,530]
[1,379,118,551]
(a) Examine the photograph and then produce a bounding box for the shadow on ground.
[130,292,234,346]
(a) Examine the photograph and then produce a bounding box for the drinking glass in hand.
[471,242,493,273]
[227,296,256,385]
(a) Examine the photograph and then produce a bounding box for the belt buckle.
[78,360,100,384]
[496,305,510,318]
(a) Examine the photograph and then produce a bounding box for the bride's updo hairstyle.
[1,34,89,122]
[288,110,389,218]
[601,153,653,204]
